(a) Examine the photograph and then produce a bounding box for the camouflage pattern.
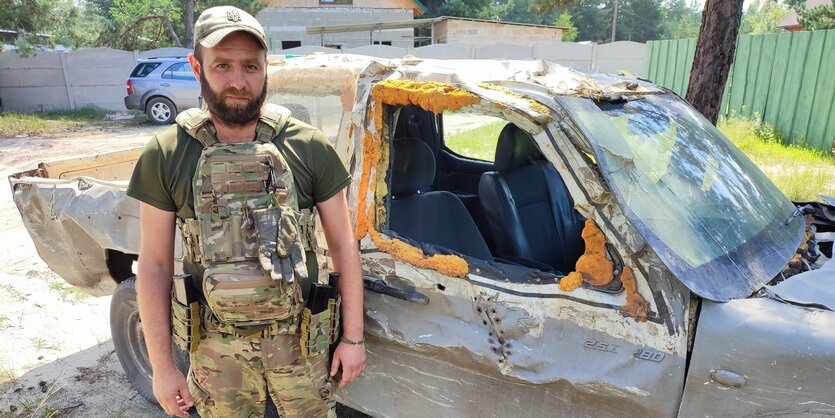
[175,105,311,327]
[300,307,333,358]
[171,297,201,352]
[327,297,340,345]
[187,328,336,418]
[202,263,302,326]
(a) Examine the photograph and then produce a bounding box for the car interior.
[385,105,587,276]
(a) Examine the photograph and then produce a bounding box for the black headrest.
[391,138,435,196]
[494,123,543,172]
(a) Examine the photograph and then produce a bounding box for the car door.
[338,77,691,418]
[160,62,200,110]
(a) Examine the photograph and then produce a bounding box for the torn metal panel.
[678,299,835,417]
[350,250,685,417]
[9,176,143,296]
[765,257,835,310]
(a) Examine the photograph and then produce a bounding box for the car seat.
[389,138,492,260]
[478,124,585,273]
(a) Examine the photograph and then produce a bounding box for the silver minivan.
[124,57,200,124]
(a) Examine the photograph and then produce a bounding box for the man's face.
[190,31,267,126]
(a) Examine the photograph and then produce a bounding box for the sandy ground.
[0,123,167,418]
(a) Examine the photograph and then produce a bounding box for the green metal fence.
[644,30,835,153]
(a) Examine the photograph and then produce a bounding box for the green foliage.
[617,0,664,42]
[504,0,561,24]
[109,0,181,49]
[785,0,835,30]
[798,4,835,30]
[659,0,701,39]
[0,0,57,55]
[719,116,835,201]
[51,1,113,50]
[445,120,505,161]
[740,0,790,35]
[1,0,268,53]
[567,1,611,42]
[196,0,266,18]
[555,12,579,41]
[437,0,489,17]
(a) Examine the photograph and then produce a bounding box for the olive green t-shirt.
[127,117,351,294]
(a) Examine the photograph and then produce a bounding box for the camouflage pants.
[187,326,336,418]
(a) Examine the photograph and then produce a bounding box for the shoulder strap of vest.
[175,108,219,147]
[254,104,292,144]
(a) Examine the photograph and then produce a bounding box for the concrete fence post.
[59,52,76,110]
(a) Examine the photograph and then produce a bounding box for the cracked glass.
[558,94,804,301]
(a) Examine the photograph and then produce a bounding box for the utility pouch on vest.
[171,274,201,353]
[300,277,341,358]
[203,262,302,326]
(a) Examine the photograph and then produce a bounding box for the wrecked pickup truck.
[10,55,835,417]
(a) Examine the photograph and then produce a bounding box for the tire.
[110,277,190,407]
[145,97,176,125]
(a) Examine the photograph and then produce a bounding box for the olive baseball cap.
[194,6,267,50]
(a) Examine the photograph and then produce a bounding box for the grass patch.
[0,357,16,382]
[444,120,504,162]
[719,117,835,201]
[48,281,89,304]
[0,107,146,137]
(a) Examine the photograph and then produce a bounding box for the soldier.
[127,6,366,418]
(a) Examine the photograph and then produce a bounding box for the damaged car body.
[9,55,835,417]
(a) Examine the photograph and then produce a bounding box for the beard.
[200,73,267,127]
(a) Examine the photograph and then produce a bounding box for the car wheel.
[146,97,176,125]
[110,277,190,407]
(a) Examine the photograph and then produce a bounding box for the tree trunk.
[685,0,744,125]
[183,0,195,48]
[164,15,182,47]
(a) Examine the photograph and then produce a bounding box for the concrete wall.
[595,41,645,75]
[258,7,414,51]
[0,42,646,113]
[283,41,646,75]
[434,19,563,47]
[0,47,187,112]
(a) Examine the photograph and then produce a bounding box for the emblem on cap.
[227,10,241,22]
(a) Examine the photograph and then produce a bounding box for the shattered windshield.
[558,94,804,301]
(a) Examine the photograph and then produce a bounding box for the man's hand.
[153,365,193,417]
[330,342,367,388]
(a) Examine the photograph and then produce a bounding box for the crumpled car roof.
[267,53,664,101]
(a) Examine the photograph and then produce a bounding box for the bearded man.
[127,6,365,417]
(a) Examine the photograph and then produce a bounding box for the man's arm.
[316,190,366,388]
[137,202,192,417]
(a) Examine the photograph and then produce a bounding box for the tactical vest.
[176,104,315,327]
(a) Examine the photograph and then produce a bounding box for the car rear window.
[162,62,195,80]
[130,62,160,78]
